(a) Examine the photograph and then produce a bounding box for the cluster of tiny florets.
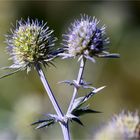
[110,111,140,138]
[6,18,57,71]
[62,15,109,62]
[94,111,140,140]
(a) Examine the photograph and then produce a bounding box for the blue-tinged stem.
[35,63,70,140]
[67,58,86,114]
[60,122,70,140]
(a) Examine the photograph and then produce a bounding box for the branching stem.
[35,63,70,140]
[67,57,86,114]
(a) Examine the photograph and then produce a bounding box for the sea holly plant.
[0,15,119,140]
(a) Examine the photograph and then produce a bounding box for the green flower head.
[6,18,57,72]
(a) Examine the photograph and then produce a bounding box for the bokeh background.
[0,1,140,140]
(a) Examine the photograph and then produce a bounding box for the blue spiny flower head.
[5,18,58,73]
[61,14,119,62]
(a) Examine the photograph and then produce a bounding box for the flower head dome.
[62,14,119,62]
[94,111,140,140]
[6,18,58,72]
[110,111,140,138]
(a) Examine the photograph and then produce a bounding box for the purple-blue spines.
[62,15,110,61]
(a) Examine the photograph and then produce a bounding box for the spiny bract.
[6,18,57,72]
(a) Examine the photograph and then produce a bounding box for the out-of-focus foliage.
[0,1,140,140]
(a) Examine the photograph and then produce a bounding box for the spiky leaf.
[32,119,55,129]
[70,86,105,113]
[97,53,120,58]
[72,106,101,117]
[0,68,21,79]
[80,86,105,105]
[71,118,84,126]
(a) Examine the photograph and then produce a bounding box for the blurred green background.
[0,1,140,140]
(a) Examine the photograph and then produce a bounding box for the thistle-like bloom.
[94,111,140,140]
[5,18,57,73]
[62,14,119,62]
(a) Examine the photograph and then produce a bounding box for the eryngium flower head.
[6,18,57,72]
[94,111,140,140]
[61,14,119,62]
